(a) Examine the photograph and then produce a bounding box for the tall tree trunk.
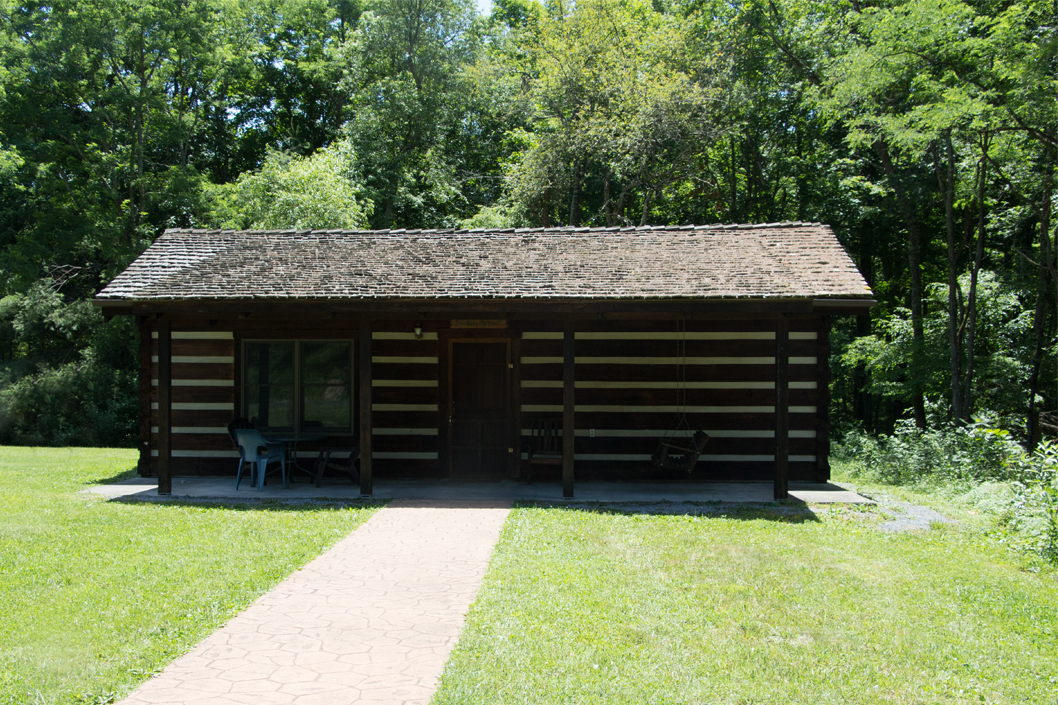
[569,159,582,226]
[603,171,613,226]
[729,137,738,220]
[1028,176,1054,448]
[939,132,962,422]
[1028,283,1049,449]
[876,139,927,428]
[540,187,552,228]
[855,239,874,428]
[963,135,989,421]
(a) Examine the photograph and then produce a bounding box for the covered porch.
[87,476,873,504]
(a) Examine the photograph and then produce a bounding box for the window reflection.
[243,340,352,433]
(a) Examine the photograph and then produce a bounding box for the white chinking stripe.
[374,428,438,435]
[521,404,816,413]
[151,356,234,364]
[372,404,439,411]
[151,450,239,458]
[521,380,816,389]
[521,356,817,365]
[151,427,229,434]
[151,379,234,386]
[151,402,232,410]
[149,425,440,435]
[522,331,817,340]
[147,450,436,460]
[372,332,440,340]
[518,429,816,438]
[372,380,439,387]
[519,453,817,462]
[372,452,438,460]
[372,356,438,364]
[149,427,441,435]
[151,331,233,339]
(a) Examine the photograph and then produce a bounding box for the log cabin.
[93,222,874,499]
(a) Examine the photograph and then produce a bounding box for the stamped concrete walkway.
[118,499,511,705]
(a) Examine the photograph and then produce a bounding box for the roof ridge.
[161,222,825,237]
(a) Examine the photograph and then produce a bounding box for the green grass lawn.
[433,495,1058,704]
[0,447,381,705]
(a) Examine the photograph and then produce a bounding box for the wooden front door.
[449,341,509,478]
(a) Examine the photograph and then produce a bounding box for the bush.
[0,282,137,447]
[835,422,1058,565]
[0,353,137,447]
[1016,442,1058,564]
[836,417,1028,485]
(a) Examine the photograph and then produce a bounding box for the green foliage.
[837,417,1029,486]
[204,142,372,230]
[0,282,136,447]
[502,0,724,226]
[839,270,1036,424]
[836,421,1058,564]
[1015,441,1058,564]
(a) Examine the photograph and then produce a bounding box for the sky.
[475,0,492,15]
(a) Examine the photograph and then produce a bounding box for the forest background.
[0,0,1055,457]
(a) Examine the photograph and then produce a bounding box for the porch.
[87,476,872,504]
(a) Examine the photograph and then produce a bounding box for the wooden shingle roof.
[97,223,872,302]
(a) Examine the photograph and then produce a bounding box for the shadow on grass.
[108,496,389,513]
[516,499,822,523]
[104,494,818,521]
[87,466,141,484]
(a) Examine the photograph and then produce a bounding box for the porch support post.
[157,316,172,495]
[562,317,575,499]
[360,320,373,497]
[137,316,151,477]
[775,313,790,499]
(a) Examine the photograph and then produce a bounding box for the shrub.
[0,353,137,447]
[835,422,1058,565]
[836,416,1028,485]
[0,281,137,447]
[1016,441,1058,564]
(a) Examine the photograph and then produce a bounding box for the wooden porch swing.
[651,319,710,473]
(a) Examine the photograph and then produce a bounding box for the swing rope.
[653,316,710,473]
[663,317,691,440]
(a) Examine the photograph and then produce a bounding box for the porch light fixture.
[414,324,423,340]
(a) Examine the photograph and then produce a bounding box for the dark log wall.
[146,322,441,477]
[369,330,440,476]
[148,330,236,475]
[518,318,825,482]
[145,316,829,482]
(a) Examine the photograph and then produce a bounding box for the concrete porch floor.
[87,476,872,504]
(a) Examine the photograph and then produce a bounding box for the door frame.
[439,331,521,479]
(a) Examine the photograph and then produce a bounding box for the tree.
[205,140,373,229]
[497,0,724,227]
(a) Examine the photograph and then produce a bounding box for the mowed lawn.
[0,447,380,705]
[433,500,1058,705]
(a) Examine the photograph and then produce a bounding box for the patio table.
[261,433,323,486]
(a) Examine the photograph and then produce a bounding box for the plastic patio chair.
[233,427,288,490]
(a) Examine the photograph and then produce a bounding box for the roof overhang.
[93,296,876,320]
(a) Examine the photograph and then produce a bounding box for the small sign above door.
[450,319,507,329]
